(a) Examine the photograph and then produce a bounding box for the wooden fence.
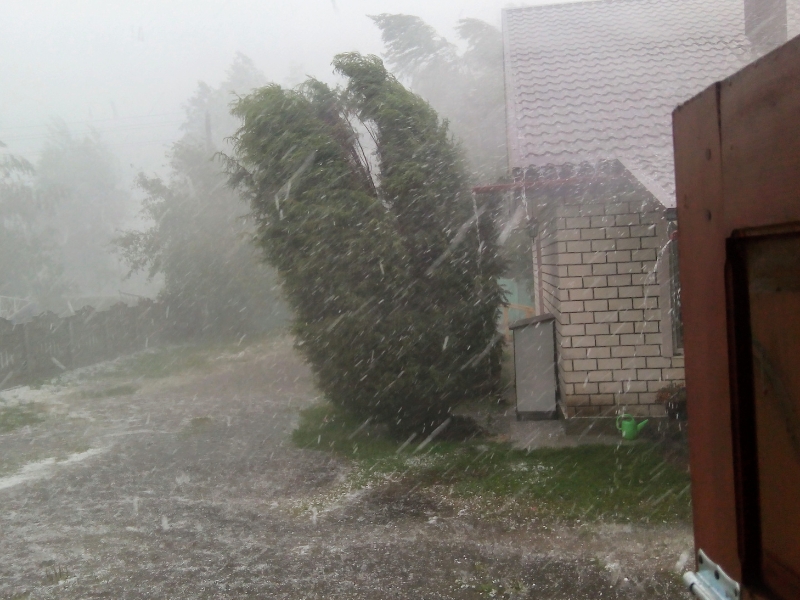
[0,301,165,390]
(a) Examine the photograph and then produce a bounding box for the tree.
[181,53,267,152]
[115,55,285,338]
[0,142,68,307]
[116,142,284,337]
[35,123,130,297]
[370,15,506,180]
[227,53,504,435]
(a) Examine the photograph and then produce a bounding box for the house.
[499,0,800,418]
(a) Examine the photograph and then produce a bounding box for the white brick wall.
[531,193,684,418]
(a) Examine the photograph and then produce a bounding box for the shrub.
[656,382,688,420]
[227,53,504,435]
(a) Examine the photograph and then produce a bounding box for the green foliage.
[500,228,535,301]
[42,565,71,585]
[0,145,68,305]
[80,383,138,399]
[116,144,285,337]
[0,404,45,433]
[294,402,693,523]
[106,335,268,380]
[229,53,504,435]
[1,124,130,308]
[181,53,267,152]
[502,229,534,278]
[112,344,211,379]
[292,402,400,460]
[115,55,286,338]
[370,14,506,179]
[179,416,214,439]
[36,123,130,297]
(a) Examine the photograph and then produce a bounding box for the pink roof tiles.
[502,0,800,207]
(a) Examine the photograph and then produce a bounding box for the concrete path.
[507,418,621,450]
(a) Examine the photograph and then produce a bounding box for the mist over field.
[1,1,514,175]
[0,0,529,305]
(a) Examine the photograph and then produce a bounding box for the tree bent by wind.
[227,53,504,436]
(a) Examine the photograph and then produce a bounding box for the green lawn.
[293,402,692,523]
[91,334,274,381]
[81,383,139,399]
[0,404,46,434]
[111,344,214,379]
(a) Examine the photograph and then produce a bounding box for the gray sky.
[0,0,542,177]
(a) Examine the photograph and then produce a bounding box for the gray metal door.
[511,314,557,419]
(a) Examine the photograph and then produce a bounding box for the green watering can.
[616,414,648,440]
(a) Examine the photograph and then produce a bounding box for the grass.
[293,402,692,523]
[179,416,214,438]
[57,443,92,459]
[0,404,45,434]
[81,383,139,399]
[113,345,213,379]
[107,334,277,380]
[42,565,70,585]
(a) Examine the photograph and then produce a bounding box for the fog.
[1,0,522,176]
[1,0,539,305]
[3,0,788,597]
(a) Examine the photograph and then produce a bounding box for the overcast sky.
[0,0,557,177]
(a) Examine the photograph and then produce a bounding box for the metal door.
[511,314,558,420]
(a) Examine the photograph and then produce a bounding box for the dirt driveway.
[0,336,692,599]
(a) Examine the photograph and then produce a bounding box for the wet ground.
[0,337,692,599]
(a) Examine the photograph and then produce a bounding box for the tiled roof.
[503,0,800,207]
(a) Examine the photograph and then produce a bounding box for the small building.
[500,0,800,417]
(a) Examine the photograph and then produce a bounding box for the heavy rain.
[2,1,799,599]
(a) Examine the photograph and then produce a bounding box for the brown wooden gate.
[673,34,800,600]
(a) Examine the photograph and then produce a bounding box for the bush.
[656,382,688,421]
[228,53,504,435]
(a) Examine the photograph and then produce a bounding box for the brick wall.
[528,175,684,418]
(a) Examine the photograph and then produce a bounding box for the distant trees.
[115,142,284,337]
[1,125,131,310]
[0,143,67,306]
[227,53,504,435]
[115,54,285,337]
[35,123,130,297]
[371,16,537,295]
[370,15,506,180]
[180,53,267,152]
